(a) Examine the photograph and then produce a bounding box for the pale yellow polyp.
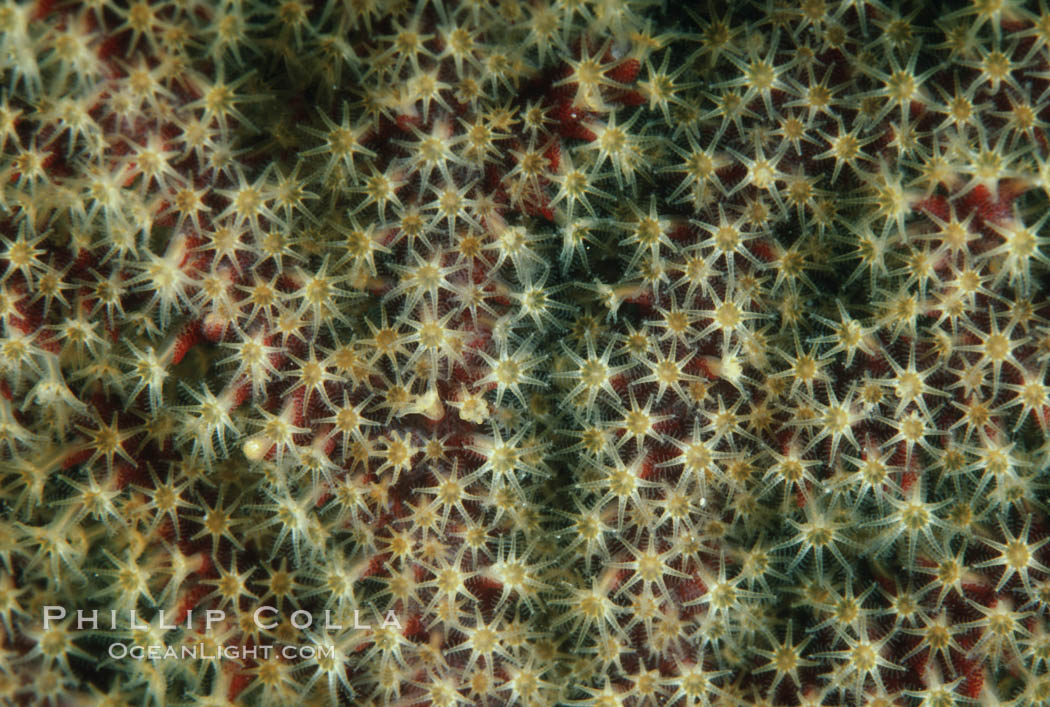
[242,434,273,462]
[397,389,445,421]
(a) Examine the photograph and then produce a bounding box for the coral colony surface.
[3,0,1050,704]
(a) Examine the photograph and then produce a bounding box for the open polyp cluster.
[1,0,1049,705]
